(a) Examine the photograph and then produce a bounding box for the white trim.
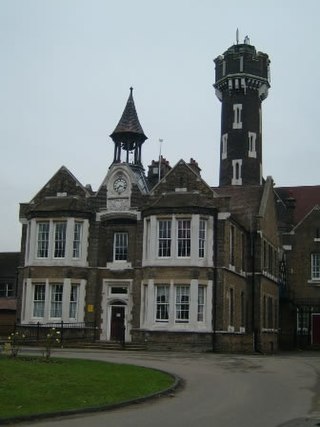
[232,104,242,129]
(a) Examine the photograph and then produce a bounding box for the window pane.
[312,254,320,279]
[69,284,79,319]
[158,220,171,257]
[156,285,169,321]
[73,222,82,258]
[199,219,206,258]
[197,286,205,321]
[177,220,191,257]
[176,285,189,322]
[54,223,67,258]
[50,284,63,318]
[114,232,128,260]
[37,222,49,258]
[33,283,45,317]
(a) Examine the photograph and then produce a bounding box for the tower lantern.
[214,37,270,186]
[110,87,148,167]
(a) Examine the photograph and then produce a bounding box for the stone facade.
[15,38,285,353]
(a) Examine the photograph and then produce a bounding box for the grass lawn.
[0,356,175,420]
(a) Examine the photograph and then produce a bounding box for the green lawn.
[0,356,174,420]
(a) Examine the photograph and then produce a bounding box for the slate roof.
[276,186,320,225]
[110,88,147,142]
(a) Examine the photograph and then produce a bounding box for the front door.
[312,313,320,345]
[110,305,125,342]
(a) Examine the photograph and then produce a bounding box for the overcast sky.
[1,0,319,251]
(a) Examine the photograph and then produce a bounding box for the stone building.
[276,186,320,349]
[16,38,284,353]
[0,252,20,335]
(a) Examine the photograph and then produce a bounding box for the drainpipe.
[212,211,218,352]
[251,229,258,352]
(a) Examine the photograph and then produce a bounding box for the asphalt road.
[19,349,320,427]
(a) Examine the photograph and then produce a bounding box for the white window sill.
[107,261,132,270]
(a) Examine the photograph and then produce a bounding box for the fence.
[1,321,99,344]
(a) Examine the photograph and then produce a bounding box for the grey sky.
[1,0,319,251]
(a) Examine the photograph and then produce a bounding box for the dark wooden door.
[110,306,125,342]
[312,314,320,344]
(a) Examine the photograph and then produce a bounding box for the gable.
[151,159,216,198]
[30,166,90,205]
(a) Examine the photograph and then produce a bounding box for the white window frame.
[197,285,205,322]
[72,222,83,258]
[53,222,67,258]
[158,220,172,258]
[36,222,50,258]
[232,104,242,129]
[175,285,190,323]
[69,284,79,319]
[0,282,14,297]
[232,159,242,185]
[311,253,320,280]
[33,283,46,318]
[248,132,257,158]
[199,219,207,258]
[177,219,191,258]
[155,285,169,322]
[221,133,228,160]
[114,232,128,261]
[50,283,63,318]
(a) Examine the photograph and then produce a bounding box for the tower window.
[114,232,128,261]
[232,159,242,185]
[221,133,228,159]
[239,56,244,72]
[233,104,242,129]
[248,132,257,158]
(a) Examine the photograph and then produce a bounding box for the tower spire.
[110,88,148,166]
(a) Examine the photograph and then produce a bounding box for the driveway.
[21,349,320,427]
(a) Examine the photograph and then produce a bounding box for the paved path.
[20,350,320,427]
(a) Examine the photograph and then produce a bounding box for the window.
[158,220,171,257]
[37,222,50,258]
[54,222,67,258]
[197,286,205,321]
[73,222,82,258]
[50,284,63,318]
[232,160,242,185]
[221,133,228,159]
[248,132,257,158]
[229,288,234,327]
[0,283,14,297]
[110,286,128,294]
[177,220,191,257]
[297,307,311,334]
[241,233,245,271]
[155,285,169,321]
[199,219,206,258]
[175,286,190,322]
[114,232,128,261]
[33,284,45,317]
[232,104,242,129]
[240,292,246,328]
[69,284,79,319]
[311,254,320,279]
[230,225,235,266]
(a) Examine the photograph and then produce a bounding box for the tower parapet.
[214,39,270,186]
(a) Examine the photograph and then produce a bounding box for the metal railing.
[1,321,99,344]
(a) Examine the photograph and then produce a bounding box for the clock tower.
[214,37,270,186]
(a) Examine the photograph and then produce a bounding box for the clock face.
[113,177,127,194]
